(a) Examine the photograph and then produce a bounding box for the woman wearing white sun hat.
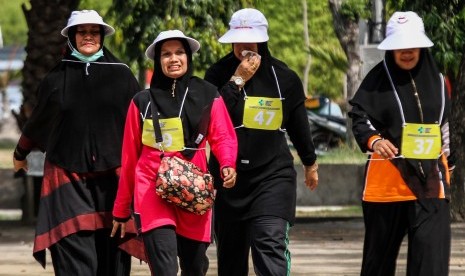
[205,8,318,276]
[111,29,237,275]
[349,11,455,275]
[13,10,142,275]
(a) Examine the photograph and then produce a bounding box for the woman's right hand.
[372,139,398,159]
[222,167,237,188]
[13,157,28,172]
[110,220,126,238]
[234,52,261,82]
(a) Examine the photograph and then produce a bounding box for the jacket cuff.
[14,145,30,161]
[368,135,383,151]
[113,216,131,223]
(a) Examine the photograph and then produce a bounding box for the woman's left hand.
[222,167,237,188]
[110,220,126,238]
[304,163,319,190]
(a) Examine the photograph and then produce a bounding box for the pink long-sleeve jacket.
[113,96,237,242]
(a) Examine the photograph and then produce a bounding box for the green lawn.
[0,148,14,169]
[291,143,367,165]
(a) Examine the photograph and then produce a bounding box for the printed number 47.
[254,111,275,125]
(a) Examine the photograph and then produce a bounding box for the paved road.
[0,218,464,275]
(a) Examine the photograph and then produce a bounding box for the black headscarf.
[21,34,140,173]
[205,42,316,170]
[350,49,450,198]
[148,38,218,159]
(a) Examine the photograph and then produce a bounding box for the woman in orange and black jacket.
[349,11,455,276]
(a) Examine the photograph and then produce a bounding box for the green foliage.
[308,45,348,73]
[0,0,349,101]
[257,0,345,98]
[0,0,28,46]
[316,143,367,164]
[107,0,345,98]
[108,0,243,79]
[79,0,112,12]
[340,0,370,21]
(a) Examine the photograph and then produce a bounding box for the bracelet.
[371,138,383,151]
[306,163,318,172]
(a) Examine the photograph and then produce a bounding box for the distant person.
[111,30,237,275]
[349,11,455,275]
[12,10,141,276]
[204,8,319,276]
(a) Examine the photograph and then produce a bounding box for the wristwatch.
[230,75,245,88]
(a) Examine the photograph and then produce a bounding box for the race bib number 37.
[243,96,283,130]
[401,123,441,159]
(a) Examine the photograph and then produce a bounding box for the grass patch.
[0,148,14,169]
[291,143,367,165]
[316,144,367,164]
[0,209,22,220]
[296,205,363,218]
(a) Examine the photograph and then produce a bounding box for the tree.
[258,0,345,98]
[16,0,79,129]
[450,52,465,221]
[302,0,311,95]
[328,0,369,106]
[328,0,370,146]
[108,0,245,85]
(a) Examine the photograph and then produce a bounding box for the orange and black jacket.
[349,49,455,202]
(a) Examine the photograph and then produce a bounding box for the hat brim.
[377,32,433,50]
[218,28,269,43]
[61,23,115,37]
[145,37,200,60]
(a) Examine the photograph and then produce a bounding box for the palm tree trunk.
[15,0,79,129]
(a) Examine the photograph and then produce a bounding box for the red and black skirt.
[33,160,145,267]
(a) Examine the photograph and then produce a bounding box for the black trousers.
[49,229,131,276]
[143,225,209,276]
[215,215,291,276]
[361,199,451,276]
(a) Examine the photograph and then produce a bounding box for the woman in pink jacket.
[111,30,238,276]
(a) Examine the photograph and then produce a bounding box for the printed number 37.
[413,138,434,154]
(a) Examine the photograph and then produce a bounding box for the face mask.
[71,48,104,62]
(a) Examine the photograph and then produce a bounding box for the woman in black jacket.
[205,8,318,276]
[13,10,142,275]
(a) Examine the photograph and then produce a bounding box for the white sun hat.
[145,30,200,60]
[378,11,433,50]
[61,10,115,37]
[218,8,269,43]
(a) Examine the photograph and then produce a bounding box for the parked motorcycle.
[287,96,347,155]
[305,96,347,154]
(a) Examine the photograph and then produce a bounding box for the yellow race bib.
[401,123,441,159]
[141,117,185,152]
[243,96,283,130]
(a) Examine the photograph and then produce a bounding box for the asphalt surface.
[0,217,464,275]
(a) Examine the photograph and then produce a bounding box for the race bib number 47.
[243,96,283,130]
